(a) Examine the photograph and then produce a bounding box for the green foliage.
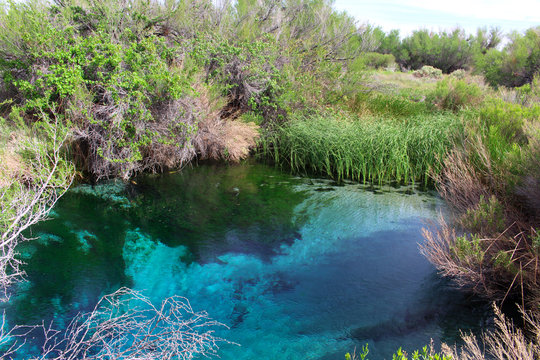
[451,234,484,265]
[449,69,466,80]
[493,250,518,274]
[399,29,474,73]
[475,27,540,88]
[428,78,484,112]
[346,345,451,360]
[371,27,402,57]
[351,92,431,118]
[261,112,462,184]
[0,0,201,178]
[461,195,506,235]
[360,52,395,69]
[0,120,75,237]
[392,346,452,360]
[345,344,369,360]
[477,98,537,163]
[531,229,540,254]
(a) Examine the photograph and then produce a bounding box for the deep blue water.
[3,162,490,359]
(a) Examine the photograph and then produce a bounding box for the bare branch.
[3,288,235,360]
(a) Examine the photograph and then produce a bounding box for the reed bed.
[262,113,463,184]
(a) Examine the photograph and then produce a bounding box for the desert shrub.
[399,28,474,73]
[261,112,462,184]
[451,234,485,265]
[0,1,205,179]
[450,69,466,79]
[511,73,540,105]
[475,27,540,88]
[360,52,395,69]
[428,78,484,111]
[413,65,443,79]
[460,195,506,235]
[477,99,538,162]
[190,35,285,121]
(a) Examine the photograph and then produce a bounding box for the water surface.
[5,162,490,359]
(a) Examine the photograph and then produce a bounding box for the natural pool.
[4,162,491,359]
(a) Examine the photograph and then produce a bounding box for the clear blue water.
[3,162,490,359]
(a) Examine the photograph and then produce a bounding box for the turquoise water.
[4,162,490,359]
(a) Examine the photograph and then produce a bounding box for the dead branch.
[0,114,74,301]
[3,287,234,360]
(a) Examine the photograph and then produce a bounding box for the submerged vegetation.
[0,0,540,358]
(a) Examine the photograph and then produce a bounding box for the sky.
[333,0,540,36]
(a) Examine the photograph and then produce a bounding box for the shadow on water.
[4,161,491,359]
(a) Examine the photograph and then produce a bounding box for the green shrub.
[360,52,395,69]
[473,98,539,168]
[450,69,466,79]
[475,27,540,88]
[345,344,451,360]
[460,195,506,235]
[451,234,485,265]
[413,66,443,79]
[399,28,474,73]
[0,1,203,179]
[428,78,484,111]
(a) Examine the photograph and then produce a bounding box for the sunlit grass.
[261,112,463,184]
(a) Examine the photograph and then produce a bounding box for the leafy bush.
[413,66,443,79]
[428,78,484,111]
[451,234,484,266]
[399,29,474,73]
[450,69,466,79]
[475,27,540,87]
[460,195,506,235]
[0,1,204,179]
[360,52,395,69]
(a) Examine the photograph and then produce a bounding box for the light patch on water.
[70,180,131,208]
[122,228,356,359]
[74,230,96,253]
[121,183,444,359]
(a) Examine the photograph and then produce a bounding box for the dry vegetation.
[442,305,540,360]
[1,288,232,360]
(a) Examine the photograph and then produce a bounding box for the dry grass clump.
[195,117,259,162]
[423,132,540,310]
[443,305,540,360]
[190,85,260,162]
[421,218,539,302]
[0,130,31,187]
[367,71,438,93]
[432,145,492,214]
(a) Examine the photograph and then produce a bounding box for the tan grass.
[195,117,259,162]
[367,70,439,93]
[443,305,540,360]
[433,143,492,214]
[0,131,30,188]
[191,83,260,162]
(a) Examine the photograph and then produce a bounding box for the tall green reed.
[261,112,463,184]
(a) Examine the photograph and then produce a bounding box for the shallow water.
[4,162,490,359]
